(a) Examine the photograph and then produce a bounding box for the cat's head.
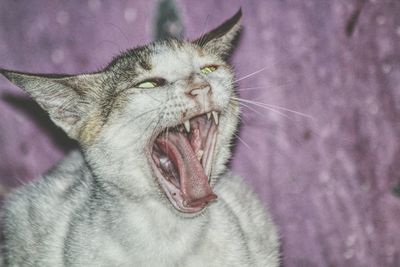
[1,9,242,214]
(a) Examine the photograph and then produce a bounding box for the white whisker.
[236,102,265,117]
[233,132,251,150]
[232,97,291,119]
[231,97,313,119]
[261,102,313,119]
[237,86,265,92]
[234,67,266,83]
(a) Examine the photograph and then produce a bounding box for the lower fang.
[196,149,204,161]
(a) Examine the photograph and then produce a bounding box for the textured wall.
[1,0,400,266]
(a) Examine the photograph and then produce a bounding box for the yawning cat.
[0,10,279,266]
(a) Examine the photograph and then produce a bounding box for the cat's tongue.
[156,132,217,208]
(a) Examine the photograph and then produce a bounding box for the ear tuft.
[193,8,242,57]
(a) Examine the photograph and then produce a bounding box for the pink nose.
[186,74,211,98]
[189,85,210,98]
[186,77,212,112]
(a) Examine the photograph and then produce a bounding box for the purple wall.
[1,1,399,266]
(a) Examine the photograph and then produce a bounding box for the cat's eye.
[136,81,157,88]
[200,65,218,75]
[135,78,166,88]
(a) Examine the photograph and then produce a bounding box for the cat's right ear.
[193,9,242,57]
[0,69,104,141]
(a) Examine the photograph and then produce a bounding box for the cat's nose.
[186,78,212,112]
[186,75,211,99]
[189,85,211,98]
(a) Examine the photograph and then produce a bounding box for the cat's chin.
[150,112,220,213]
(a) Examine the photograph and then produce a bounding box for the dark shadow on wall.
[1,93,78,152]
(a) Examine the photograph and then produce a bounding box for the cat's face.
[1,10,242,214]
[89,40,239,213]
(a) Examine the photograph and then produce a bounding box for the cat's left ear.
[193,8,242,57]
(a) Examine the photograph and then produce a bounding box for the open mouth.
[151,111,219,213]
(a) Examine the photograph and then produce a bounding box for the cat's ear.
[193,8,242,57]
[0,69,104,140]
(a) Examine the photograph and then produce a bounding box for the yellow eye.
[135,78,166,88]
[201,65,218,74]
[136,81,157,88]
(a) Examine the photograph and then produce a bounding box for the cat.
[0,9,279,267]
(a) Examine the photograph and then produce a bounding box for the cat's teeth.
[207,112,211,120]
[184,120,191,133]
[196,149,204,161]
[212,111,219,125]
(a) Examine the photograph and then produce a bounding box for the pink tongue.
[156,132,217,208]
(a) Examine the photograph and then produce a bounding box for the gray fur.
[1,10,279,266]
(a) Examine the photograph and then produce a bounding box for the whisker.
[231,97,292,119]
[142,107,163,132]
[12,176,27,187]
[196,14,211,47]
[237,86,265,92]
[234,67,266,83]
[236,101,265,117]
[141,91,162,103]
[237,80,293,93]
[232,132,251,150]
[146,112,163,137]
[225,102,242,119]
[165,126,170,156]
[107,22,129,45]
[261,102,313,119]
[231,97,313,119]
[94,39,122,52]
[129,108,160,124]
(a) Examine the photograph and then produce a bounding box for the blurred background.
[0,0,399,266]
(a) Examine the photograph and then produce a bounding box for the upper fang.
[184,120,191,133]
[207,112,211,120]
[212,111,219,125]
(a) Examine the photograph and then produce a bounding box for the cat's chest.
[106,199,249,266]
[113,199,208,259]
